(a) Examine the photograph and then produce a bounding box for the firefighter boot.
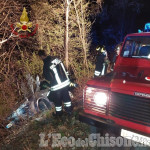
[65,106,73,115]
[53,110,63,117]
[53,106,63,117]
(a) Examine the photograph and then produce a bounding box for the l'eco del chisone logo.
[11,7,38,38]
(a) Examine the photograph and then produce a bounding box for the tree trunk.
[81,0,88,67]
[64,0,69,70]
[73,0,88,67]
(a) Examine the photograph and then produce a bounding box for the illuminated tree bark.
[64,0,72,70]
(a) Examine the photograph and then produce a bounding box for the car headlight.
[94,92,108,106]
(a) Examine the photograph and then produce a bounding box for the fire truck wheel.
[90,125,104,135]
[90,125,120,137]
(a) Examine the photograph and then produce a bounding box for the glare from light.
[86,87,93,94]
[94,92,107,106]
[148,54,150,59]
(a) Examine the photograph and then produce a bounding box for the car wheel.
[38,99,52,112]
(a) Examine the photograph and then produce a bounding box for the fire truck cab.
[80,32,150,145]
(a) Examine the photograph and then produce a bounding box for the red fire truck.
[80,32,150,144]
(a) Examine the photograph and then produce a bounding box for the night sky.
[136,0,150,30]
[92,0,150,51]
[103,0,150,32]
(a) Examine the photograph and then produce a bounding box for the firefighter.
[38,50,72,116]
[94,45,108,77]
[111,43,122,71]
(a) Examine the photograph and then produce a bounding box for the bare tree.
[72,0,85,67]
[64,0,72,70]
[30,0,102,79]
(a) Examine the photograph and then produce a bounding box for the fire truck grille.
[109,92,150,126]
[84,102,106,114]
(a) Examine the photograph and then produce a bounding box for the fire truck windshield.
[121,36,150,59]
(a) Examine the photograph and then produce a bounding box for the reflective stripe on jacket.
[43,56,70,91]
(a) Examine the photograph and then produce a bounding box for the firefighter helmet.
[96,45,106,52]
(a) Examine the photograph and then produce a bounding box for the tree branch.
[0,27,18,48]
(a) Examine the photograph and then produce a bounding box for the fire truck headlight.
[94,92,108,106]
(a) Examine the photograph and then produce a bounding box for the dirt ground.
[1,109,150,150]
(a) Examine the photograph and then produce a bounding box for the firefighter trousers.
[48,86,72,113]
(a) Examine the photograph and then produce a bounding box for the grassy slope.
[0,107,91,150]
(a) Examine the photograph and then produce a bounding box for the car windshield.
[121,36,150,59]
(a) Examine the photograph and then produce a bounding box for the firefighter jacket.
[95,51,107,75]
[43,56,70,91]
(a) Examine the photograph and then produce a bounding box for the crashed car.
[6,74,77,128]
[6,74,54,128]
